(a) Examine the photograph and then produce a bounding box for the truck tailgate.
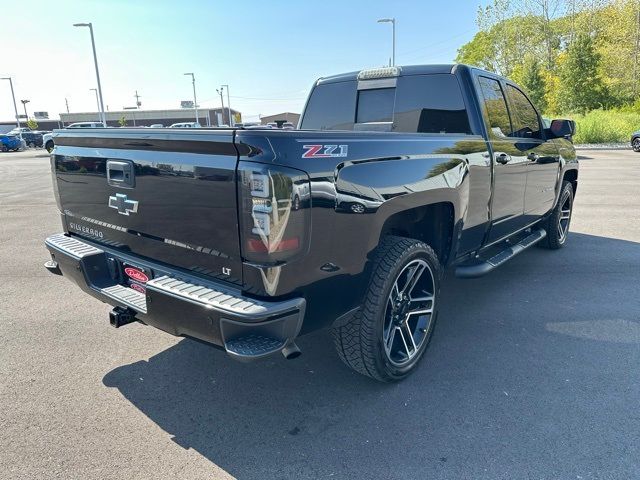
[52,130,242,285]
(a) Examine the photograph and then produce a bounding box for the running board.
[455,228,547,279]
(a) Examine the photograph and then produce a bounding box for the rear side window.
[393,74,471,134]
[478,76,512,138]
[300,81,356,130]
[506,84,541,139]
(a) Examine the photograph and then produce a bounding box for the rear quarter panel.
[236,130,491,332]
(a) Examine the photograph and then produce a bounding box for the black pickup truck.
[44,64,577,382]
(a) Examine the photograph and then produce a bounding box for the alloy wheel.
[383,259,436,366]
[557,188,573,244]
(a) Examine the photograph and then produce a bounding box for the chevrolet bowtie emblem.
[108,193,139,216]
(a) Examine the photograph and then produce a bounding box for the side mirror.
[547,119,575,140]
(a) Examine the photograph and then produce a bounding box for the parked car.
[148,124,164,128]
[7,126,32,136]
[44,64,578,382]
[21,131,44,148]
[0,134,22,151]
[631,130,640,152]
[42,133,54,153]
[67,122,105,128]
[282,122,295,130]
[169,122,201,128]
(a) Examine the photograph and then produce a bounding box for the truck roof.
[316,64,461,85]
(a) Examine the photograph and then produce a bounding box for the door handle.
[495,153,511,164]
[527,152,539,162]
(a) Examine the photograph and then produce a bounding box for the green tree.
[559,33,607,112]
[520,55,548,112]
[26,118,38,130]
[118,116,127,127]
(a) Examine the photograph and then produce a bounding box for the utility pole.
[65,97,70,113]
[222,84,232,126]
[134,90,141,109]
[73,23,107,126]
[216,87,226,126]
[183,73,198,125]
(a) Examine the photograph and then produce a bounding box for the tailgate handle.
[107,160,135,188]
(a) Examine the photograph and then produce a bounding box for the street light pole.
[377,18,396,66]
[20,99,30,122]
[222,84,232,126]
[90,89,100,118]
[1,77,21,130]
[73,23,107,126]
[183,73,199,125]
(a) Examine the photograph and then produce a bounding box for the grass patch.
[561,110,640,144]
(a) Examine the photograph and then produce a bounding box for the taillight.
[238,162,311,264]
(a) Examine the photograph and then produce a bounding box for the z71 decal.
[302,144,348,159]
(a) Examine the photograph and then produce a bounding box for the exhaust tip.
[281,342,301,360]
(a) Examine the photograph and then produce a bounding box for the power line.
[396,28,477,60]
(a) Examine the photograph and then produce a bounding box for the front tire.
[45,141,54,153]
[540,180,574,249]
[632,138,640,153]
[332,236,442,382]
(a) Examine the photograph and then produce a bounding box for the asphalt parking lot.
[1,148,639,479]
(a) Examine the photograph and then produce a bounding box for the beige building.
[60,107,241,128]
[260,112,300,127]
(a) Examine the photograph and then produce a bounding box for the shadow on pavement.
[103,232,640,479]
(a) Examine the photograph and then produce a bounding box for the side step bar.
[455,228,547,279]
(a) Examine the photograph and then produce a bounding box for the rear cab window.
[300,74,471,135]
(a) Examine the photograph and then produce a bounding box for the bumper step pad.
[225,334,286,357]
[147,275,302,321]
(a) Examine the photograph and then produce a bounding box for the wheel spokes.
[400,262,426,297]
[384,325,397,353]
[398,323,416,358]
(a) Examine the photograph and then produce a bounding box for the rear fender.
[334,155,468,258]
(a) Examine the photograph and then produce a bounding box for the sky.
[0,0,480,123]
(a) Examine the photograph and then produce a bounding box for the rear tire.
[332,235,442,382]
[540,180,574,249]
[632,138,640,152]
[45,141,54,153]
